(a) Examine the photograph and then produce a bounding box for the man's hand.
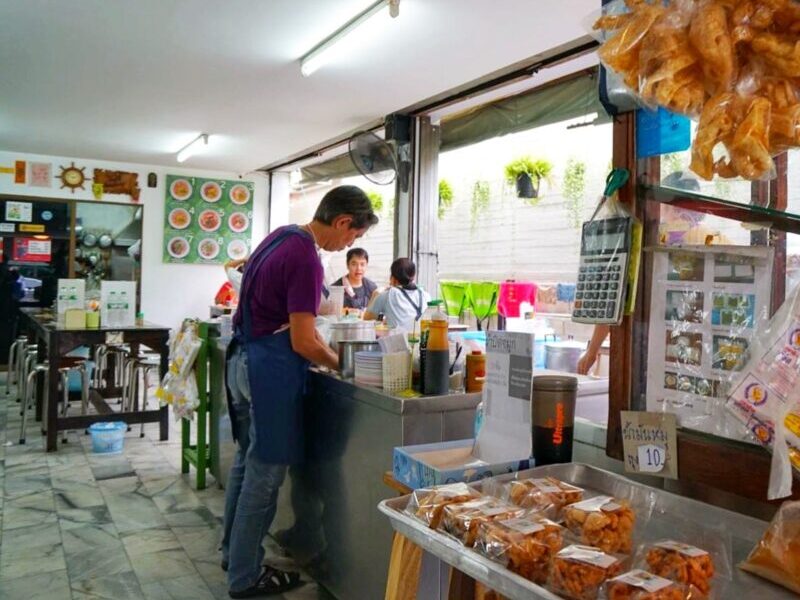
[289,313,339,370]
[576,350,597,375]
[225,258,247,271]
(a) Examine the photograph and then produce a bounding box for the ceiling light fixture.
[300,0,400,77]
[176,133,210,163]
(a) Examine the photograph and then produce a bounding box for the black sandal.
[228,566,303,598]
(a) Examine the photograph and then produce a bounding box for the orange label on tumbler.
[553,403,564,445]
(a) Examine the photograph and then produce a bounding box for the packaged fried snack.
[549,544,624,600]
[645,541,715,596]
[606,569,694,600]
[405,482,480,529]
[441,497,526,547]
[592,0,800,181]
[505,477,584,513]
[563,495,636,554]
[739,500,800,594]
[476,515,564,584]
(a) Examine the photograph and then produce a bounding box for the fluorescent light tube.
[177,134,209,163]
[300,0,396,77]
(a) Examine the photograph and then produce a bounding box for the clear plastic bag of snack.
[476,515,564,585]
[563,495,636,554]
[404,482,480,529]
[441,497,526,547]
[739,500,800,595]
[641,541,716,597]
[500,476,584,515]
[605,569,699,600]
[588,0,800,181]
[548,544,624,600]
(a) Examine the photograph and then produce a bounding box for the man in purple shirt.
[223,185,377,598]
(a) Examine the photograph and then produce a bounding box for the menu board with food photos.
[645,246,772,439]
[163,175,253,264]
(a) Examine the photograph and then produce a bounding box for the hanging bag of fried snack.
[589,0,800,182]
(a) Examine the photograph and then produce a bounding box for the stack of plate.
[354,351,383,387]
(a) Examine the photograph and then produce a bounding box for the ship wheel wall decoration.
[58,161,90,193]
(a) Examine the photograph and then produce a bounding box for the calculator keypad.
[573,255,626,322]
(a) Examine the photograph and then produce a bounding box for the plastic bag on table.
[475,515,564,585]
[562,495,638,555]
[403,482,480,529]
[485,475,584,518]
[605,569,700,600]
[634,540,726,598]
[739,500,800,595]
[440,497,525,546]
[725,279,800,499]
[548,544,625,600]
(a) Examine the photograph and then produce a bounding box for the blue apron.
[232,225,313,464]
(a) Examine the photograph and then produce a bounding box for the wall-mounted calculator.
[572,216,633,324]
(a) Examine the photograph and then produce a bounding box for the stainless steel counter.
[209,342,482,600]
[271,370,481,600]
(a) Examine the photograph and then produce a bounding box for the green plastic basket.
[439,280,469,318]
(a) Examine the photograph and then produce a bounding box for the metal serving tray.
[378,463,794,600]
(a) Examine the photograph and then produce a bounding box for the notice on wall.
[5,201,32,222]
[163,175,254,265]
[12,237,51,262]
[645,246,773,438]
[29,162,52,188]
[621,411,679,479]
[475,331,534,463]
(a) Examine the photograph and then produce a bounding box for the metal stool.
[123,355,160,437]
[19,346,39,414]
[92,345,109,388]
[20,361,48,445]
[58,362,90,443]
[5,336,27,398]
[111,347,130,389]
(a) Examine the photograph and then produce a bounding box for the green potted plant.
[504,156,553,200]
[438,179,453,219]
[563,158,587,228]
[367,191,384,213]
[470,180,491,230]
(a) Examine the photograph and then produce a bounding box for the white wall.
[0,150,268,330]
[270,171,292,230]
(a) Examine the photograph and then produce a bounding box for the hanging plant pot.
[516,173,536,199]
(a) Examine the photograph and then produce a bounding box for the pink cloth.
[497,281,537,318]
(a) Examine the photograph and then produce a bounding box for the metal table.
[19,308,170,452]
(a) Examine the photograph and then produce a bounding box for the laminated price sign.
[621,411,678,479]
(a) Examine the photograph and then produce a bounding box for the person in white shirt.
[364,258,430,332]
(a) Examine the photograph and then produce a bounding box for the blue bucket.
[88,421,127,454]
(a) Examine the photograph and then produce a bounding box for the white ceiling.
[0,0,596,174]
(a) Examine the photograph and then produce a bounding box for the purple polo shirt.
[236,226,323,337]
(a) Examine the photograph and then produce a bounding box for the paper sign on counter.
[621,411,678,479]
[474,331,534,463]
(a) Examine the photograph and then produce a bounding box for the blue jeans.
[227,418,288,592]
[221,345,252,565]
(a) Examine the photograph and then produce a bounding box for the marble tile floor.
[0,375,334,600]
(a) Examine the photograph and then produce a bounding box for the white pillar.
[269,171,292,232]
